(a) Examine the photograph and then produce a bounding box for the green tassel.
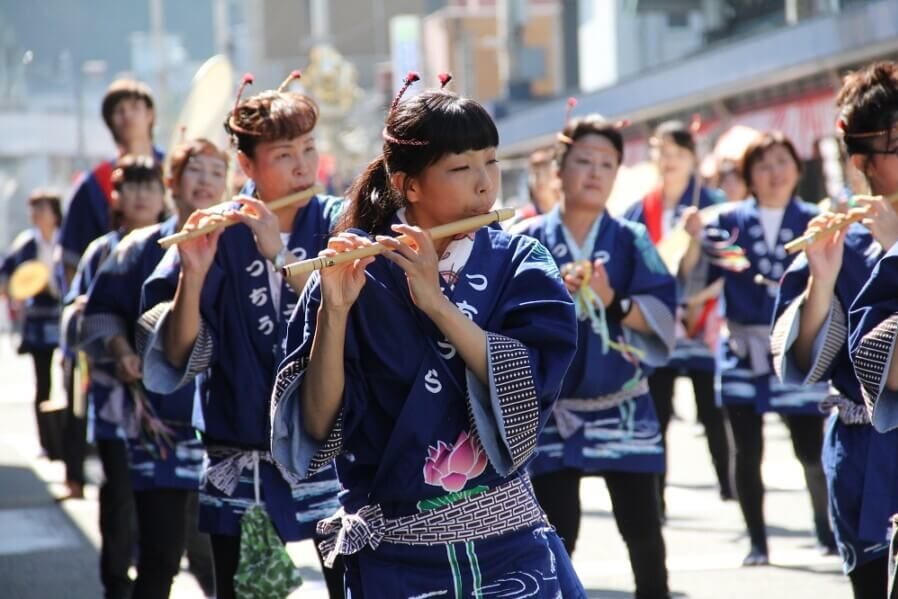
[574,285,610,354]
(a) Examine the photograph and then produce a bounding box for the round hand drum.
[8,260,50,301]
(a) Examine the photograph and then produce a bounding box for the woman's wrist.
[319,301,352,320]
[425,294,456,328]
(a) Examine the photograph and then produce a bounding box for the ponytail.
[336,155,403,234]
[337,89,499,234]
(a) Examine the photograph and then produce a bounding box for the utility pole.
[213,0,231,57]
[497,0,528,99]
[561,0,579,92]
[149,0,166,116]
[310,0,331,44]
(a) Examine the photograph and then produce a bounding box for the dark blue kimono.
[848,239,898,433]
[1,229,60,353]
[623,179,723,372]
[773,224,895,573]
[81,217,203,492]
[63,230,126,441]
[271,214,584,597]
[709,197,828,414]
[59,149,163,273]
[517,207,677,476]
[139,193,344,541]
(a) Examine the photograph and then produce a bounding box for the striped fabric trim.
[854,314,898,414]
[807,298,847,384]
[79,312,128,357]
[136,301,214,387]
[771,296,846,385]
[135,302,167,359]
[271,356,343,475]
[60,302,84,350]
[185,319,214,381]
[632,294,676,356]
[770,299,798,380]
[486,333,540,471]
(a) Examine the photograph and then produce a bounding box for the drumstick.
[282,208,516,276]
[157,185,324,249]
[784,191,898,254]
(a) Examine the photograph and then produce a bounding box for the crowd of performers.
[2,59,898,599]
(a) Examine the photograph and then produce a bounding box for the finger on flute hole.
[328,239,357,252]
[375,235,398,246]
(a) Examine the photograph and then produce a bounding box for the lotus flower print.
[423,430,488,492]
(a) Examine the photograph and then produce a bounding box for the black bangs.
[111,156,163,190]
[339,90,500,234]
[390,91,499,164]
[421,93,499,157]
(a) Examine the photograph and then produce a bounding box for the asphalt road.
[0,338,850,598]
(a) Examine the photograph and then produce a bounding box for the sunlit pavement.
[0,339,849,598]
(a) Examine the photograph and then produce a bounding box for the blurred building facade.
[242,0,429,91]
[493,0,898,208]
[421,0,563,102]
[3,0,898,243]
[0,0,221,246]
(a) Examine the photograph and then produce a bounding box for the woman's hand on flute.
[377,224,447,317]
[849,196,898,250]
[178,210,226,279]
[795,212,846,372]
[804,212,845,288]
[319,232,376,313]
[231,196,284,262]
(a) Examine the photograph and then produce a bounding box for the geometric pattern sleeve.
[78,312,129,360]
[771,295,846,385]
[135,301,214,394]
[270,356,343,477]
[853,313,898,430]
[466,332,540,476]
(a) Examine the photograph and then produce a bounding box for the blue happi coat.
[517,206,677,476]
[65,230,127,441]
[81,216,203,492]
[848,239,898,432]
[139,192,343,541]
[709,197,828,413]
[1,229,61,353]
[623,179,723,372]
[271,215,585,597]
[773,224,896,573]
